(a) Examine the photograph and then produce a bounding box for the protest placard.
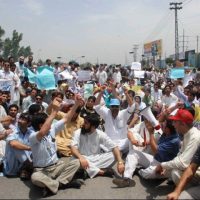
[170,68,185,79]
[134,70,145,78]
[77,70,91,81]
[131,62,141,71]
[59,70,73,80]
[0,79,13,91]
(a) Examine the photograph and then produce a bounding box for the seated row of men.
[0,86,200,199]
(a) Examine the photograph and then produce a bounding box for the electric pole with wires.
[170,2,182,61]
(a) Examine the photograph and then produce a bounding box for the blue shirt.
[29,119,65,168]
[4,127,33,175]
[154,133,180,162]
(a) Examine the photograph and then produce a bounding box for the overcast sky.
[0,0,199,65]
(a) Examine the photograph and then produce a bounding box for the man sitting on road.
[29,96,83,197]
[70,113,125,179]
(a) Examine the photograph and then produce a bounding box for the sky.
[0,0,200,65]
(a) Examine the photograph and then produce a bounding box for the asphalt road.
[0,171,174,199]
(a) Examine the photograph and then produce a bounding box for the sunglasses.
[36,98,42,100]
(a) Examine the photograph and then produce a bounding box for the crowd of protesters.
[0,55,200,199]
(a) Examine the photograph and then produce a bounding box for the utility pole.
[197,35,199,54]
[170,2,182,61]
[133,44,139,62]
[179,29,189,55]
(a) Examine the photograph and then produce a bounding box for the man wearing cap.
[155,108,200,184]
[94,86,135,153]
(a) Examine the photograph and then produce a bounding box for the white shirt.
[71,129,117,156]
[129,122,151,153]
[161,93,178,107]
[151,89,163,102]
[94,104,135,141]
[162,127,200,171]
[112,71,122,84]
[96,70,107,85]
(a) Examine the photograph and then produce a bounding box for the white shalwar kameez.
[71,129,117,178]
[94,103,135,152]
[123,122,161,179]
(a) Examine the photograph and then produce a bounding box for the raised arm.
[63,94,84,124]
[94,86,105,106]
[123,87,133,107]
[36,97,62,141]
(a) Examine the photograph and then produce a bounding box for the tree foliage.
[0,26,5,53]
[0,26,33,60]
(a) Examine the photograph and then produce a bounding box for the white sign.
[77,70,91,81]
[59,70,73,80]
[0,79,13,91]
[131,62,141,71]
[134,70,145,78]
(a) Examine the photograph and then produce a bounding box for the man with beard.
[70,113,125,179]
[15,56,25,81]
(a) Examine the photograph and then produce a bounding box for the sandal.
[20,169,30,180]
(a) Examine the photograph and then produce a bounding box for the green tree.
[0,26,5,54]
[2,29,33,60]
[165,57,174,65]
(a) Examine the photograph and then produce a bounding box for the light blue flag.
[36,68,56,90]
[25,68,37,84]
[37,66,54,73]
[170,68,185,79]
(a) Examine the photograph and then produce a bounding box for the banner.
[170,68,185,79]
[37,69,56,90]
[59,70,73,80]
[25,68,37,84]
[77,70,91,81]
[37,66,54,73]
[131,62,141,71]
[26,66,56,90]
[0,79,13,91]
[144,39,162,57]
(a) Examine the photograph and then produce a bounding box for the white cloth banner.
[59,70,73,80]
[0,79,13,91]
[77,70,91,81]
[131,62,141,71]
[134,70,145,78]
